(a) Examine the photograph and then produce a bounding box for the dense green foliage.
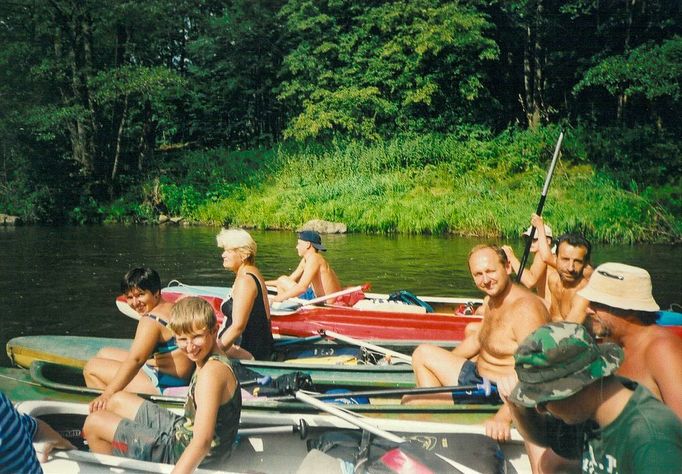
[0,0,680,241]
[122,126,678,243]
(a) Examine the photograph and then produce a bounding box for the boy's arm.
[172,361,236,474]
[273,258,319,302]
[265,260,305,287]
[502,245,545,289]
[531,214,555,267]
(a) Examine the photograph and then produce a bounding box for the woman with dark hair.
[84,268,194,412]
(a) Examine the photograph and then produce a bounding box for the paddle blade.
[370,441,462,473]
[333,288,366,307]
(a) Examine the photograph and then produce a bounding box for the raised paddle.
[271,284,370,312]
[294,391,479,474]
[516,131,564,283]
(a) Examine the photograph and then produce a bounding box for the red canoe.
[116,285,483,348]
[116,284,682,347]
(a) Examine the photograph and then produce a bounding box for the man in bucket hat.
[267,230,342,303]
[501,322,682,473]
[577,262,682,418]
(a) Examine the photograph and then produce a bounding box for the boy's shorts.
[112,400,182,464]
[299,287,316,300]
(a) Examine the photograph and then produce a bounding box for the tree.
[277,0,499,141]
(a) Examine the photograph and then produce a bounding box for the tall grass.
[144,127,681,243]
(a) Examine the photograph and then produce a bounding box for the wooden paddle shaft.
[517,131,564,282]
[324,330,412,363]
[295,391,479,474]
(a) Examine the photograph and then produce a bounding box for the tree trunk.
[522,0,543,129]
[111,94,128,182]
[138,99,156,172]
[523,24,533,125]
[617,0,636,122]
[49,0,97,176]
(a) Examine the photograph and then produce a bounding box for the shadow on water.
[1,225,680,367]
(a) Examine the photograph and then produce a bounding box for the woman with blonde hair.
[216,228,273,360]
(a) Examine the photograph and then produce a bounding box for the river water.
[1,225,680,367]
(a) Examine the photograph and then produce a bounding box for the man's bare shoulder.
[507,289,551,323]
[642,327,682,357]
[303,252,325,268]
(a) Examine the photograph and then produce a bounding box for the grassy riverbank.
[106,126,680,243]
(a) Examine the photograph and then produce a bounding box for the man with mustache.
[544,232,592,322]
[578,262,682,419]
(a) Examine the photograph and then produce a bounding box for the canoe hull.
[4,364,499,426]
[19,400,531,474]
[125,284,484,345]
[7,335,416,388]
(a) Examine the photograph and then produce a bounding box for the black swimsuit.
[219,273,274,360]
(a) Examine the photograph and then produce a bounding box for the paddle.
[38,421,310,473]
[323,329,413,364]
[295,391,479,474]
[271,284,369,312]
[269,379,494,401]
[272,334,324,348]
[516,131,564,283]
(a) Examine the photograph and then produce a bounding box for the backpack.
[387,290,434,313]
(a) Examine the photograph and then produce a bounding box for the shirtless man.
[502,221,554,305]
[404,245,551,441]
[532,219,592,322]
[578,262,682,419]
[267,230,342,303]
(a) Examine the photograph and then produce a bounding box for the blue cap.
[298,230,326,251]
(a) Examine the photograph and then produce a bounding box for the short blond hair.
[169,297,217,335]
[216,228,257,264]
[468,244,508,268]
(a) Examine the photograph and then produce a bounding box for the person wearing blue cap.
[266,230,342,303]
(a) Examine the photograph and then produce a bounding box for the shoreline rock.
[297,219,347,234]
[0,214,21,226]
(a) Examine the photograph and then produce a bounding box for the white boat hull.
[21,400,530,473]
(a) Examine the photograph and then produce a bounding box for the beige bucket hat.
[578,262,660,312]
[522,224,553,238]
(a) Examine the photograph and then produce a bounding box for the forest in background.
[0,1,680,242]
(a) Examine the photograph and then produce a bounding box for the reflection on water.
[1,225,680,366]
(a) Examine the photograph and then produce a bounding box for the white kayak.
[22,400,531,474]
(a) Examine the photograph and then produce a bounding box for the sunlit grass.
[163,129,680,243]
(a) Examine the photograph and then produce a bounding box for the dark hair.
[591,302,658,325]
[555,233,592,262]
[121,267,162,294]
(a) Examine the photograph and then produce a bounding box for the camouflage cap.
[509,322,623,407]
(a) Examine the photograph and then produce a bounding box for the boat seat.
[296,449,347,474]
